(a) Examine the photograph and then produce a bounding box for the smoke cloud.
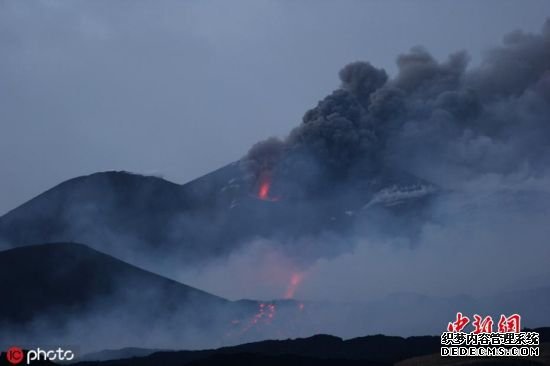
[244,20,550,190]
[191,19,550,327]
[2,19,550,352]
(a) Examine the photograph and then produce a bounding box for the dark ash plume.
[338,61,388,102]
[243,137,285,180]
[244,19,550,189]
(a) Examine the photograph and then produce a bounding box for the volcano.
[0,242,316,352]
[0,162,436,267]
[0,242,234,350]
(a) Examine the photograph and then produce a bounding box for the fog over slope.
[0,20,549,333]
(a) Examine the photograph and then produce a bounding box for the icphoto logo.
[6,347,24,365]
[4,346,75,364]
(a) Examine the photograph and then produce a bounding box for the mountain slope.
[0,242,226,325]
[0,164,435,266]
[0,242,244,352]
[0,242,339,352]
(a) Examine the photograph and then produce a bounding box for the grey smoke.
[339,62,388,103]
[245,20,550,188]
[2,10,550,352]
[2,0,550,216]
[210,19,550,303]
[242,137,285,180]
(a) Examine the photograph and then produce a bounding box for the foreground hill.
[71,333,440,366]
[0,243,253,351]
[61,328,550,366]
[0,242,373,351]
[0,242,226,324]
[1,242,548,352]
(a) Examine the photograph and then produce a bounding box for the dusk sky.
[2,0,550,214]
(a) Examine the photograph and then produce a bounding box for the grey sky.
[1,0,550,215]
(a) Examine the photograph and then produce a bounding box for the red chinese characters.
[498,314,521,333]
[447,313,521,333]
[448,312,470,332]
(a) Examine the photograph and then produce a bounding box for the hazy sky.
[1,0,550,215]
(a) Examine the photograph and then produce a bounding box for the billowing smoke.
[243,137,285,181]
[244,62,388,191]
[244,20,550,191]
[2,19,550,354]
[288,61,388,176]
[210,19,550,326]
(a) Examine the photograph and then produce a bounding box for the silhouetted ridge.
[0,164,434,267]
[0,242,226,326]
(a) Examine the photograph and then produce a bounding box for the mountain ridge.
[0,165,436,267]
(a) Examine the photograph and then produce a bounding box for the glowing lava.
[228,302,277,337]
[284,272,304,299]
[256,172,279,201]
[258,180,271,200]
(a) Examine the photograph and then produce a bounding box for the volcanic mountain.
[0,163,435,267]
[0,242,227,322]
[1,242,548,358]
[0,242,335,352]
[0,242,243,350]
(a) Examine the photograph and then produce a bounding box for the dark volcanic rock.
[0,164,436,266]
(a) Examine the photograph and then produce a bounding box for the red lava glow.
[284,272,304,299]
[258,180,271,200]
[256,173,279,201]
[226,300,306,339]
[230,302,277,336]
